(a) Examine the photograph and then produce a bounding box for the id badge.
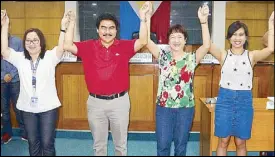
[30,96,38,107]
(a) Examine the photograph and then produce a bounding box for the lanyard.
[30,58,40,94]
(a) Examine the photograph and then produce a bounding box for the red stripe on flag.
[151,1,171,44]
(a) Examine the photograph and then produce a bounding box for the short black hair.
[226,21,249,49]
[96,13,119,29]
[167,24,188,41]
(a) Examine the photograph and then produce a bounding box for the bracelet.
[140,19,147,22]
[201,22,207,24]
[60,29,66,33]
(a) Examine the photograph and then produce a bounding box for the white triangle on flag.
[128,1,162,18]
[151,1,162,15]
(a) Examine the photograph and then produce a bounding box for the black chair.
[132,31,158,44]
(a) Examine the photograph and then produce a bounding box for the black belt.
[90,91,127,100]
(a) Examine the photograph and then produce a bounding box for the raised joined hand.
[198,4,209,23]
[1,10,9,27]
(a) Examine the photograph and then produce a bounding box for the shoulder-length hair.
[23,28,46,60]
[226,21,249,49]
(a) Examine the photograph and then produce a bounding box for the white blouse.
[5,47,62,113]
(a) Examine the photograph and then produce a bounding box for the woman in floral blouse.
[145,3,211,156]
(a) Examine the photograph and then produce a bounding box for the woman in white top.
[209,11,274,156]
[1,10,71,156]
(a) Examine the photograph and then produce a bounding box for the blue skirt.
[214,87,253,140]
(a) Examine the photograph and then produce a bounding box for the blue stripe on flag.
[119,1,140,39]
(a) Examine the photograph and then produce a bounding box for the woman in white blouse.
[1,10,71,156]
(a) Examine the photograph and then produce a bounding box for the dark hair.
[23,28,46,60]
[96,13,119,30]
[167,24,188,41]
[226,21,249,49]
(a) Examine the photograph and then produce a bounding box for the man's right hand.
[1,9,9,27]
[4,74,12,83]
[145,1,153,20]
[68,10,76,23]
[139,1,150,21]
[61,10,71,30]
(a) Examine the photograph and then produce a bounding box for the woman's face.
[229,27,247,49]
[168,32,186,52]
[25,32,41,56]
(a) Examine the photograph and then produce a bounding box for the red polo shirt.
[74,39,136,95]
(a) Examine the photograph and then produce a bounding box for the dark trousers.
[21,108,58,156]
[1,81,26,137]
[156,105,194,156]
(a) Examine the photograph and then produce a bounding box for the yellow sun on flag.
[129,1,162,18]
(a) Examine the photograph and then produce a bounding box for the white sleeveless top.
[219,49,253,90]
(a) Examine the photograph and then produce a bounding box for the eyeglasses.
[25,39,40,45]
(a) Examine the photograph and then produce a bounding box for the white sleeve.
[5,47,24,68]
[47,46,61,66]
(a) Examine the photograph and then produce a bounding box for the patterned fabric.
[219,49,253,90]
[156,48,197,108]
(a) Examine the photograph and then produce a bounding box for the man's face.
[98,20,117,45]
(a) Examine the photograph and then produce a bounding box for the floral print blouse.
[156,48,197,108]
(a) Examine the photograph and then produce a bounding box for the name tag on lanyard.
[30,58,40,107]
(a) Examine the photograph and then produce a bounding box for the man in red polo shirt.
[64,2,150,156]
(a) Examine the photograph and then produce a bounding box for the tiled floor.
[1,130,260,156]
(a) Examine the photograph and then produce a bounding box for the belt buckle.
[108,95,114,100]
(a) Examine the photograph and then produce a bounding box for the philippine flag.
[119,1,170,44]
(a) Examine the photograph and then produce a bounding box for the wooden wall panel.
[193,77,207,124]
[249,37,265,50]
[1,2,26,38]
[252,20,268,36]
[252,77,259,97]
[263,54,274,62]
[9,19,25,35]
[226,19,267,37]
[129,76,154,121]
[25,2,64,18]
[1,2,25,18]
[192,65,213,131]
[62,75,89,119]
[44,35,60,50]
[25,19,62,35]
[128,64,158,131]
[267,3,274,17]
[226,2,267,20]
